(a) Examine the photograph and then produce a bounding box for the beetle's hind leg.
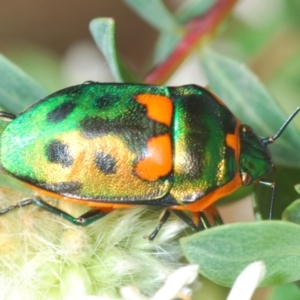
[172,205,223,232]
[0,196,108,226]
[147,209,171,241]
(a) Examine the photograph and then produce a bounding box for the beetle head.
[239,124,273,186]
[239,105,300,185]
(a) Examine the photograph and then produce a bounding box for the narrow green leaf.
[4,45,62,92]
[268,49,300,122]
[202,48,300,167]
[177,0,217,23]
[282,199,300,224]
[180,221,300,287]
[0,55,47,114]
[151,0,216,63]
[154,32,182,64]
[123,0,179,31]
[89,18,139,83]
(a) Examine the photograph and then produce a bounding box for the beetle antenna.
[261,106,300,147]
[0,111,16,121]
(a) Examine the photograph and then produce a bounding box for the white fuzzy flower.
[227,261,266,300]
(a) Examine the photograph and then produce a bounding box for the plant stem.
[144,0,238,85]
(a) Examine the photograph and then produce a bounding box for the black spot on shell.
[40,181,82,195]
[46,140,74,167]
[47,101,76,123]
[94,152,117,174]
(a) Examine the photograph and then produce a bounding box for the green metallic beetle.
[0,82,298,238]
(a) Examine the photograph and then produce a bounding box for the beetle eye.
[241,171,253,186]
[241,124,252,133]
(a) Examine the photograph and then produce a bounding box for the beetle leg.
[75,209,108,226]
[171,210,199,231]
[258,179,276,219]
[0,111,16,121]
[0,198,34,214]
[147,209,171,241]
[193,211,211,230]
[202,205,224,226]
[172,206,223,232]
[0,196,107,226]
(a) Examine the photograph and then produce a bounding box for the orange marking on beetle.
[171,120,243,212]
[226,121,242,172]
[190,212,200,227]
[172,170,242,212]
[135,94,173,126]
[225,133,237,150]
[135,134,172,181]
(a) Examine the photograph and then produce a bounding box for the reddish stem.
[144,0,238,85]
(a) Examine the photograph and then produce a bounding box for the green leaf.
[285,0,300,26]
[180,221,300,287]
[282,199,300,224]
[4,44,62,92]
[123,0,179,31]
[254,166,300,219]
[177,0,217,23]
[0,55,47,114]
[153,32,182,64]
[147,0,216,64]
[202,48,300,167]
[89,18,139,83]
[268,49,300,120]
[151,0,216,64]
[295,184,300,194]
[269,282,300,300]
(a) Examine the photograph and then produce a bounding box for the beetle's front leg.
[0,196,108,226]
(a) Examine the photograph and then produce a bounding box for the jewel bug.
[0,82,299,238]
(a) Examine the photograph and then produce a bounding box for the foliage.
[1,0,300,299]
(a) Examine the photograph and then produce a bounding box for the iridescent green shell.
[0,82,272,210]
